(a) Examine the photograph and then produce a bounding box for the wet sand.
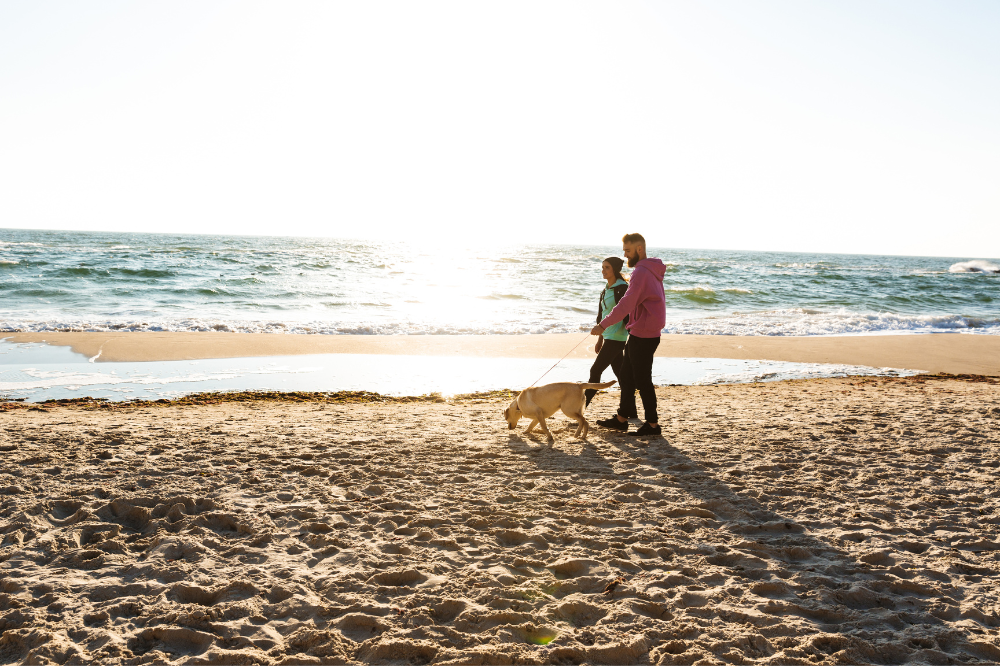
[6,331,1000,374]
[2,376,999,664]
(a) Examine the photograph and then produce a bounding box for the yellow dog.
[503,381,616,442]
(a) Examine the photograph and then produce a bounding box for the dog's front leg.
[525,419,539,434]
[536,418,554,443]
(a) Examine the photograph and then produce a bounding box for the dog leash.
[526,332,593,388]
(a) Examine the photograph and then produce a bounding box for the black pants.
[617,335,660,423]
[585,338,626,406]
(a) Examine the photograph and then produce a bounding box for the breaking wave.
[949,260,1000,274]
[3,309,999,337]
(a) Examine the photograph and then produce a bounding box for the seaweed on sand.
[1,388,525,411]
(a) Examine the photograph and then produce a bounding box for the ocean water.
[1,228,998,337]
[0,340,913,403]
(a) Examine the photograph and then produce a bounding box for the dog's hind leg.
[565,410,588,439]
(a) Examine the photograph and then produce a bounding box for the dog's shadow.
[506,432,552,453]
[505,432,617,477]
[506,424,603,454]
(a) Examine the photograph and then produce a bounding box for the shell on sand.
[1,377,999,664]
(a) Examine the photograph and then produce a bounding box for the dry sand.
[2,376,1000,664]
[6,332,1000,375]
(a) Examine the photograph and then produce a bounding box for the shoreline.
[4,331,1000,375]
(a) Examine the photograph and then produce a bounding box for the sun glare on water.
[353,238,567,333]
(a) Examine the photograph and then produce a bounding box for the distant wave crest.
[949,260,1000,274]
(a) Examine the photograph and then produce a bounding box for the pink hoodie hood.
[599,258,667,338]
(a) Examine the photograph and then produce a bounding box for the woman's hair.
[604,256,627,283]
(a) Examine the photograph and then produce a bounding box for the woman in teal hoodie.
[585,257,629,408]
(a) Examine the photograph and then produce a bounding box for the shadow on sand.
[505,421,996,665]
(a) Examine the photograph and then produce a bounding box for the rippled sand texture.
[2,377,999,665]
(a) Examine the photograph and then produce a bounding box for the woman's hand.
[595,336,603,354]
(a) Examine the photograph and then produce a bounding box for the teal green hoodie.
[600,279,629,341]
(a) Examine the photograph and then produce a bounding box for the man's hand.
[595,336,603,354]
[590,325,605,336]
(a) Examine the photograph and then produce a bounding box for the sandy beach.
[2,375,999,664]
[6,332,1000,375]
[4,0,999,663]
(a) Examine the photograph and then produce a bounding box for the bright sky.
[1,1,998,257]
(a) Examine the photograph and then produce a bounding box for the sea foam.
[663,309,1000,337]
[949,260,1000,274]
[3,309,999,337]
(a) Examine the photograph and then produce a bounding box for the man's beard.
[627,254,639,267]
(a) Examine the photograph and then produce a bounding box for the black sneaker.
[596,417,628,432]
[629,422,661,437]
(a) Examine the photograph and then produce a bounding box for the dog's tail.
[579,380,616,390]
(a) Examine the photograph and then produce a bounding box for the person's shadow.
[506,424,993,664]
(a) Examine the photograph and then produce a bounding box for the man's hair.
[622,233,645,246]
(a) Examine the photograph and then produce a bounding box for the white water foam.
[697,362,907,385]
[949,260,1000,274]
[0,317,585,336]
[664,309,1000,336]
[2,308,999,337]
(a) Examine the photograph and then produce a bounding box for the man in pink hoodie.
[590,233,667,437]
